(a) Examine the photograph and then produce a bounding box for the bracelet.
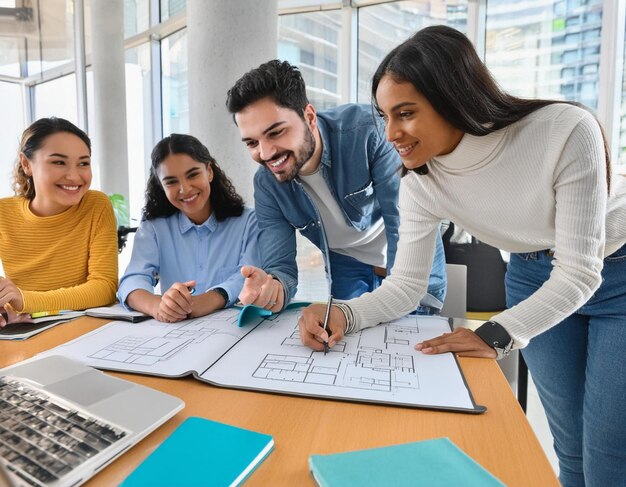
[333,303,356,335]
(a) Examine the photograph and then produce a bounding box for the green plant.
[108,193,130,228]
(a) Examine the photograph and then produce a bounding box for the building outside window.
[278,10,342,110]
[485,0,603,110]
[161,29,189,136]
[357,0,468,103]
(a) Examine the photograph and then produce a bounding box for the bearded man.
[226,60,446,313]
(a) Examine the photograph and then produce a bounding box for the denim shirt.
[253,104,446,306]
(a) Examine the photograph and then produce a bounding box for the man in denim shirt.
[226,60,446,313]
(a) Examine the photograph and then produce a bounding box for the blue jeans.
[329,251,445,315]
[505,244,626,487]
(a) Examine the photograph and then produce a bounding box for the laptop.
[0,355,184,487]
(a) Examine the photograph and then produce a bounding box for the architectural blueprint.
[41,307,255,377]
[40,308,482,412]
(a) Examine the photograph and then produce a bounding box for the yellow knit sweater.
[0,190,118,313]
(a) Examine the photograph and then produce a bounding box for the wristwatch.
[212,287,229,304]
[474,321,513,360]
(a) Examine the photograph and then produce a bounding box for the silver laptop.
[0,355,184,487]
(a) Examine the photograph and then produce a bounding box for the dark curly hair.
[226,59,309,119]
[142,134,244,221]
[14,117,91,199]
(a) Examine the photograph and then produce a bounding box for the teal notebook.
[121,417,274,487]
[309,437,506,487]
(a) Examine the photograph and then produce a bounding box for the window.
[160,0,186,22]
[0,37,21,77]
[25,0,76,77]
[161,29,188,135]
[278,10,342,110]
[357,0,468,103]
[486,0,603,110]
[125,43,154,220]
[0,82,24,197]
[34,74,78,124]
[124,0,150,38]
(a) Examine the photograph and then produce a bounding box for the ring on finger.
[267,300,276,307]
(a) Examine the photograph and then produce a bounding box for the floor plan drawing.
[252,319,421,393]
[87,310,243,366]
[43,307,481,411]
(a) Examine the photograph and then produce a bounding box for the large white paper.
[42,307,254,377]
[40,308,480,411]
[204,310,476,411]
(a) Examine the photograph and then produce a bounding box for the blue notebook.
[121,417,274,487]
[309,437,506,487]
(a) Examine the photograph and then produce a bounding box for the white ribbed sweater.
[347,104,626,347]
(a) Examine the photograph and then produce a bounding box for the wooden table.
[0,317,559,487]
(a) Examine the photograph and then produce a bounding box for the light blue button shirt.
[118,207,260,309]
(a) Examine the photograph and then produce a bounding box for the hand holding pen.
[297,297,347,352]
[321,295,333,355]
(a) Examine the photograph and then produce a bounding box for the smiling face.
[375,75,464,170]
[234,97,319,183]
[157,153,213,224]
[20,132,92,217]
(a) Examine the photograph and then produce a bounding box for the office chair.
[117,225,138,254]
[440,263,467,319]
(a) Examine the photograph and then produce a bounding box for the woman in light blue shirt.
[118,134,259,322]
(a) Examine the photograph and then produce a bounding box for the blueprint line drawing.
[252,319,422,392]
[87,310,243,366]
[43,307,480,411]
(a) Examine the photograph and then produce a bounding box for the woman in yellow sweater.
[0,117,118,326]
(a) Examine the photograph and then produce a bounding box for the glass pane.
[0,37,22,77]
[34,74,78,124]
[25,0,75,76]
[124,0,150,38]
[486,0,603,110]
[358,0,468,103]
[160,0,186,22]
[0,82,24,198]
[161,29,188,135]
[125,43,153,220]
[278,10,342,110]
[85,69,100,191]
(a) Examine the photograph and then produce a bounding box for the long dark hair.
[14,117,91,199]
[372,25,610,188]
[143,134,244,221]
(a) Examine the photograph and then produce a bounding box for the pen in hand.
[322,295,333,355]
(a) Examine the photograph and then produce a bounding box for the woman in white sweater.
[300,26,626,487]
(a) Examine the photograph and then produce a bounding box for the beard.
[269,124,316,183]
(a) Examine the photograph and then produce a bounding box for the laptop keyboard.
[0,377,128,486]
